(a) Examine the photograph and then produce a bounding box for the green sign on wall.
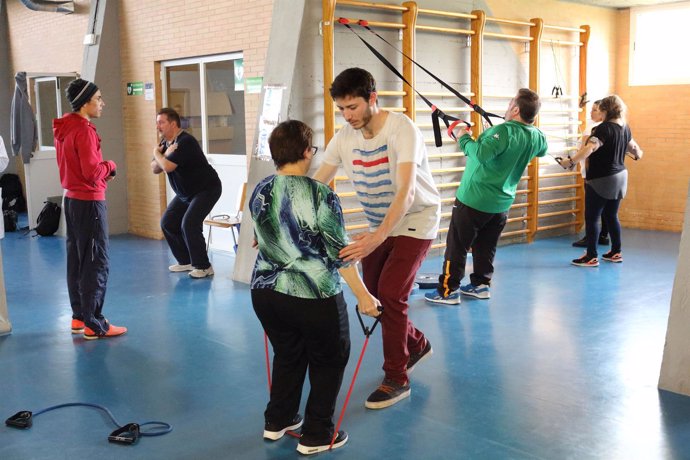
[127,82,144,96]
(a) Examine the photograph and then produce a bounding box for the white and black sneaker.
[296,430,348,455]
[263,414,303,441]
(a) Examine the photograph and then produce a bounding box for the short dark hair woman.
[250,120,380,455]
[560,95,643,266]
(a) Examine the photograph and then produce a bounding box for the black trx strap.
[337,18,504,146]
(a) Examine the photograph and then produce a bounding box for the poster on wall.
[254,85,284,160]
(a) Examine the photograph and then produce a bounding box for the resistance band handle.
[337,17,350,25]
[108,423,140,445]
[355,305,383,337]
[5,411,33,429]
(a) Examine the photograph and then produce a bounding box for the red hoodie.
[53,113,116,201]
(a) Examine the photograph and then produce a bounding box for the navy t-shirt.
[586,122,631,180]
[165,131,220,199]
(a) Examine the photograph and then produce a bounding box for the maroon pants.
[362,235,432,385]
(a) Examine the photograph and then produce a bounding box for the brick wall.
[6,0,88,75]
[120,0,273,238]
[616,10,690,232]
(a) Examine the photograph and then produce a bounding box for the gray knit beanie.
[66,78,99,112]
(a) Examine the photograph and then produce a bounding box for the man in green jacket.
[426,88,548,305]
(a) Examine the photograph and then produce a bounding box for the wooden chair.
[204,183,246,253]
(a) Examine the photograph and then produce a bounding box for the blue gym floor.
[1,221,689,459]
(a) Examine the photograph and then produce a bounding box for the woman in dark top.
[559,95,643,267]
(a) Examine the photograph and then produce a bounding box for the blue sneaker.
[460,283,490,299]
[424,290,461,305]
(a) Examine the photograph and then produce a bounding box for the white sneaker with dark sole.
[296,430,348,455]
[263,415,303,441]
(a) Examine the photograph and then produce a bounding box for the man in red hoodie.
[53,78,127,340]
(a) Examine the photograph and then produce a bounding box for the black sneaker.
[296,430,348,455]
[407,339,433,374]
[263,414,303,441]
[571,254,599,267]
[598,235,610,245]
[572,236,587,247]
[365,379,411,409]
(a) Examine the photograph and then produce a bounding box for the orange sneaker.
[83,324,127,340]
[71,319,85,334]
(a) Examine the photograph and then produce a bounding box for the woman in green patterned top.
[250,120,380,455]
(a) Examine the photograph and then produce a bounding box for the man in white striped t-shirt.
[314,67,440,410]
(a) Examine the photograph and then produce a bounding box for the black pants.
[252,289,350,442]
[437,199,507,296]
[161,185,221,269]
[585,184,622,257]
[64,197,110,335]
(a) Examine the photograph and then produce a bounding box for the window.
[34,77,73,149]
[630,3,690,86]
[162,53,245,156]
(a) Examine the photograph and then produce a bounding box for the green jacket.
[457,120,547,213]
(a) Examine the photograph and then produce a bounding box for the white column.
[659,181,690,395]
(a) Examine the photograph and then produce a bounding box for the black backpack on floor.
[0,173,27,213]
[33,201,61,236]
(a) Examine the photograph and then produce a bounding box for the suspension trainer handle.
[355,305,383,337]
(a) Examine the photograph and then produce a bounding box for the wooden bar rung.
[484,32,533,41]
[501,229,530,237]
[428,152,464,159]
[486,17,533,27]
[342,207,364,214]
[432,167,465,174]
[424,138,459,145]
[415,24,473,35]
[539,184,578,192]
[544,24,586,33]
[539,196,578,205]
[438,182,460,189]
[345,223,370,231]
[420,91,475,98]
[537,221,580,231]
[538,208,579,219]
[540,171,580,179]
[338,17,404,29]
[417,8,475,20]
[507,216,529,224]
[541,38,583,46]
[336,0,408,11]
[417,107,472,113]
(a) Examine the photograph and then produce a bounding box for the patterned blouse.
[250,175,350,299]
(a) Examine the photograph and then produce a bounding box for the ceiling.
[561,0,685,8]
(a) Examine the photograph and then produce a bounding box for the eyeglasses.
[310,146,318,155]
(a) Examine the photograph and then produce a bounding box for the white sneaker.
[189,266,214,278]
[169,263,193,272]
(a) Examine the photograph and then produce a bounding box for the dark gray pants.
[437,198,507,295]
[65,197,110,335]
[161,185,222,269]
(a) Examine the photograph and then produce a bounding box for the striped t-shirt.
[322,111,440,240]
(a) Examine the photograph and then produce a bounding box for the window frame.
[629,2,690,86]
[161,52,245,167]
